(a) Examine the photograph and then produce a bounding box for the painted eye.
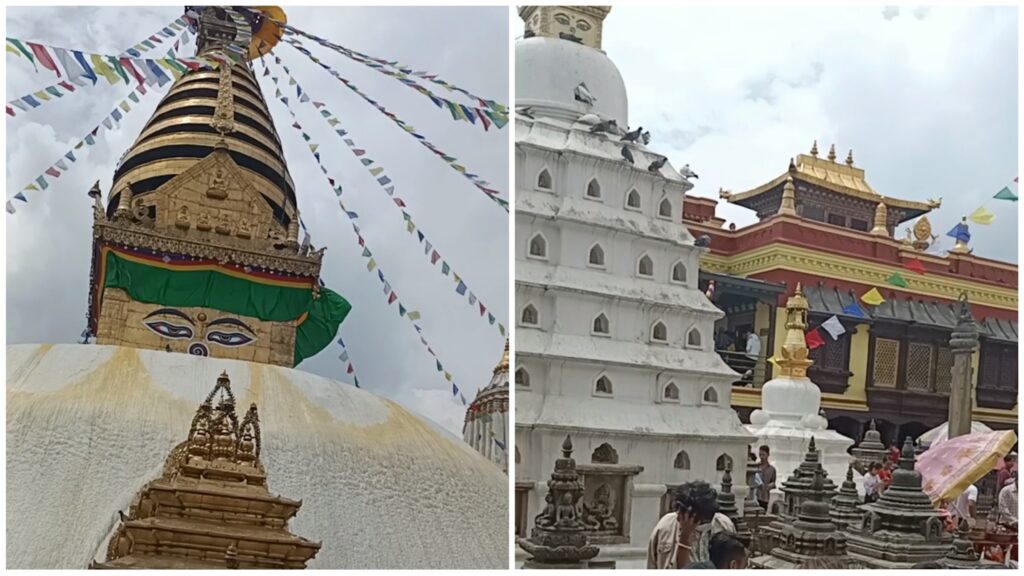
[554,13,570,25]
[143,321,194,340]
[207,331,254,347]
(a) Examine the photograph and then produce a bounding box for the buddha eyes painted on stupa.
[142,308,257,350]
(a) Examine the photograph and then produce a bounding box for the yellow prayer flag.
[767,356,778,366]
[367,258,376,272]
[90,54,121,84]
[968,206,995,225]
[34,90,51,102]
[6,43,21,57]
[861,287,885,306]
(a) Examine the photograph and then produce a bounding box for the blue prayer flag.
[947,222,971,244]
[841,302,866,319]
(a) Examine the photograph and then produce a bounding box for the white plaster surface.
[7,344,507,569]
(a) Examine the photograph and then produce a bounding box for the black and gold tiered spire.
[88,7,351,368]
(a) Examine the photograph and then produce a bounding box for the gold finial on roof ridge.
[846,149,855,166]
[779,175,797,216]
[827,144,837,162]
[810,140,819,157]
[776,282,814,378]
[870,202,889,237]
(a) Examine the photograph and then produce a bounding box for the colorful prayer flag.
[821,315,846,340]
[947,221,971,243]
[805,328,826,350]
[903,259,926,275]
[993,186,1018,201]
[968,206,995,225]
[860,287,886,306]
[885,273,908,288]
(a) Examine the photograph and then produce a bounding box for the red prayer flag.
[394,198,406,207]
[354,149,366,156]
[346,363,354,374]
[805,328,826,350]
[179,59,201,71]
[45,166,61,178]
[904,259,926,275]
[119,58,146,84]
[58,81,75,92]
[28,42,61,77]
[137,83,147,95]
[479,302,486,316]
[387,291,398,305]
[431,250,440,264]
[478,109,491,131]
[6,106,14,117]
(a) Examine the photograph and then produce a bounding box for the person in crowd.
[744,330,760,361]
[949,483,979,527]
[878,459,894,494]
[684,533,748,569]
[756,445,776,511]
[997,452,1018,492]
[998,470,1018,528]
[691,512,736,566]
[647,481,719,569]
[863,462,882,503]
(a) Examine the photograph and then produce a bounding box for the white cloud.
[604,5,1017,261]
[5,7,509,436]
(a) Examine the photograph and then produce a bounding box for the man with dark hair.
[863,462,883,503]
[647,481,719,569]
[756,445,776,511]
[685,533,748,569]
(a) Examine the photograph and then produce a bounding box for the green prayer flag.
[108,56,129,84]
[994,186,1018,201]
[885,273,908,288]
[8,39,36,68]
[128,92,140,103]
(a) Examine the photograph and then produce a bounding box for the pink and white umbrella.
[918,430,1018,504]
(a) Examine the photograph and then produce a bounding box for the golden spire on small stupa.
[827,144,837,162]
[846,149,855,166]
[810,140,819,157]
[777,283,814,378]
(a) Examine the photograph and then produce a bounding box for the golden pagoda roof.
[724,151,940,215]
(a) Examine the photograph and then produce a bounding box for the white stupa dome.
[6,344,507,569]
[515,36,628,126]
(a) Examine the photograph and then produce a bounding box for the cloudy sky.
[6,6,509,435]
[602,5,1018,261]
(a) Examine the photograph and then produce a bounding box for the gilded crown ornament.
[777,283,813,378]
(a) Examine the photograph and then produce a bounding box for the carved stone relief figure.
[237,217,252,239]
[535,491,556,528]
[207,167,229,199]
[215,212,232,235]
[582,482,619,531]
[175,205,191,229]
[197,210,212,231]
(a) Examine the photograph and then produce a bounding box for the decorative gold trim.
[699,243,1017,311]
[119,132,290,176]
[137,115,283,155]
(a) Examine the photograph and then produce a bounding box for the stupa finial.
[827,144,837,162]
[810,140,819,157]
[776,283,813,377]
[779,175,797,216]
[845,149,854,166]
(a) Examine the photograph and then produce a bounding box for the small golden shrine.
[777,283,814,378]
[90,372,321,569]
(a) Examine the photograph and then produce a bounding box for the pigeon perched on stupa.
[620,145,635,165]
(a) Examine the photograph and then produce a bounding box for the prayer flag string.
[282,38,508,212]
[7,23,190,119]
[334,337,361,389]
[6,81,156,214]
[267,59,507,338]
[260,59,466,407]
[279,34,507,130]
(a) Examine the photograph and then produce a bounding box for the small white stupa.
[747,284,854,507]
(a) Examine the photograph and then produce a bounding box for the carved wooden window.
[651,321,668,343]
[626,189,641,210]
[827,213,846,227]
[595,375,613,395]
[674,450,691,470]
[588,243,605,267]
[934,346,954,394]
[671,261,687,284]
[803,204,825,222]
[978,343,1017,409]
[658,198,673,219]
[528,233,547,259]
[536,168,552,190]
[515,368,530,388]
[716,453,733,472]
[664,382,679,401]
[905,342,934,392]
[586,178,602,199]
[637,254,654,277]
[872,338,899,388]
[521,304,538,326]
[592,313,610,335]
[850,218,869,232]
[592,443,619,464]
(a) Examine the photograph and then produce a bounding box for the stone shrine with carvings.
[830,465,865,532]
[846,438,953,568]
[850,419,891,475]
[761,437,838,551]
[750,466,849,569]
[518,435,602,569]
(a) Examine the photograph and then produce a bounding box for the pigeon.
[516,106,535,119]
[589,119,618,134]
[620,145,635,165]
[648,156,668,172]
[694,234,711,248]
[680,164,699,179]
[574,82,596,106]
[641,131,651,145]
[621,126,643,142]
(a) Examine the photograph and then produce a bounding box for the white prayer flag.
[821,315,846,340]
[6,201,16,214]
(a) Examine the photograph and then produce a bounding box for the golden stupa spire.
[494,339,510,375]
[776,283,814,378]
